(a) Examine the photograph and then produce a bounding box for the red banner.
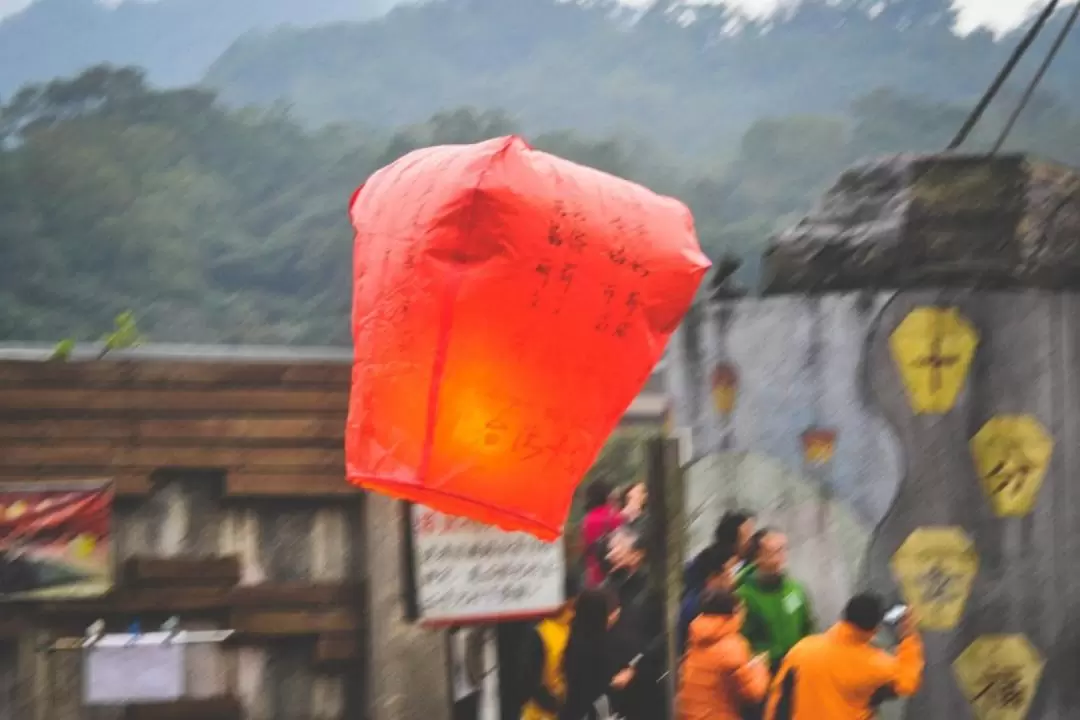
[0,482,113,601]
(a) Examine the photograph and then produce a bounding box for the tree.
[3,65,1079,345]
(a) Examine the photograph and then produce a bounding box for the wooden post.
[644,436,683,720]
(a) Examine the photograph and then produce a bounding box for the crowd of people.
[520,479,662,720]
[518,493,927,720]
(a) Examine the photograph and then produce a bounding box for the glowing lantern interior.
[347,136,710,540]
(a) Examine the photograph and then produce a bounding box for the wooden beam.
[0,472,151,495]
[229,583,363,608]
[0,419,134,440]
[124,556,241,587]
[230,608,359,636]
[122,697,242,720]
[35,586,232,616]
[225,473,357,497]
[0,360,350,389]
[0,388,348,412]
[314,632,359,665]
[34,582,361,616]
[0,444,344,469]
[0,416,347,442]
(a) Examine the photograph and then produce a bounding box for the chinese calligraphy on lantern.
[890,307,978,414]
[970,415,1053,517]
[954,634,1044,720]
[890,527,978,631]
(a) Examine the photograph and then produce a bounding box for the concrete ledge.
[763,153,1080,293]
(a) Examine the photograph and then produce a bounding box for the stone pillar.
[759,153,1080,720]
[363,493,449,720]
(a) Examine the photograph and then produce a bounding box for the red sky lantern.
[346,136,710,540]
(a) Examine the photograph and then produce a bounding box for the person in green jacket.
[735,529,815,673]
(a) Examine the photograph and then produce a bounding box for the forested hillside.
[2,65,1078,345]
[204,0,1080,155]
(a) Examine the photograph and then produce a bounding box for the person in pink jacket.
[581,482,624,587]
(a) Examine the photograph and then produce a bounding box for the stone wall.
[669,289,1080,719]
[669,153,1080,719]
[667,293,900,630]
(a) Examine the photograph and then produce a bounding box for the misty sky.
[0,0,1072,35]
[621,0,1069,33]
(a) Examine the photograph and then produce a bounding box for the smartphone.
[883,604,907,625]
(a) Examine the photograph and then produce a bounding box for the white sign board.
[410,505,564,623]
[83,633,185,705]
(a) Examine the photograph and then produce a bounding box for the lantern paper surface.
[347,136,710,540]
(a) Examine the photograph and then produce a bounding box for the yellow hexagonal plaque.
[954,634,1045,720]
[970,415,1053,517]
[890,526,978,631]
[889,307,978,414]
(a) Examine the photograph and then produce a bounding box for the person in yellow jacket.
[764,592,924,720]
[520,574,581,720]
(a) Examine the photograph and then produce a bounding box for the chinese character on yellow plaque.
[954,634,1044,720]
[801,428,837,467]
[710,364,738,416]
[889,307,978,414]
[890,527,978,631]
[970,415,1053,517]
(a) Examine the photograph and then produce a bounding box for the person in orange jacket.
[678,588,770,720]
[764,592,925,720]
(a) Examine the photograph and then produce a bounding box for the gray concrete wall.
[668,289,1077,719]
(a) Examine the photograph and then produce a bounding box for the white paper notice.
[411,505,565,623]
[83,642,185,704]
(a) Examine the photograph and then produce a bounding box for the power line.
[946,0,1060,151]
[991,1,1080,153]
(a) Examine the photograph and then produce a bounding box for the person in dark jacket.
[559,588,632,720]
[724,510,757,578]
[682,510,756,601]
[603,533,666,720]
[677,541,739,659]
